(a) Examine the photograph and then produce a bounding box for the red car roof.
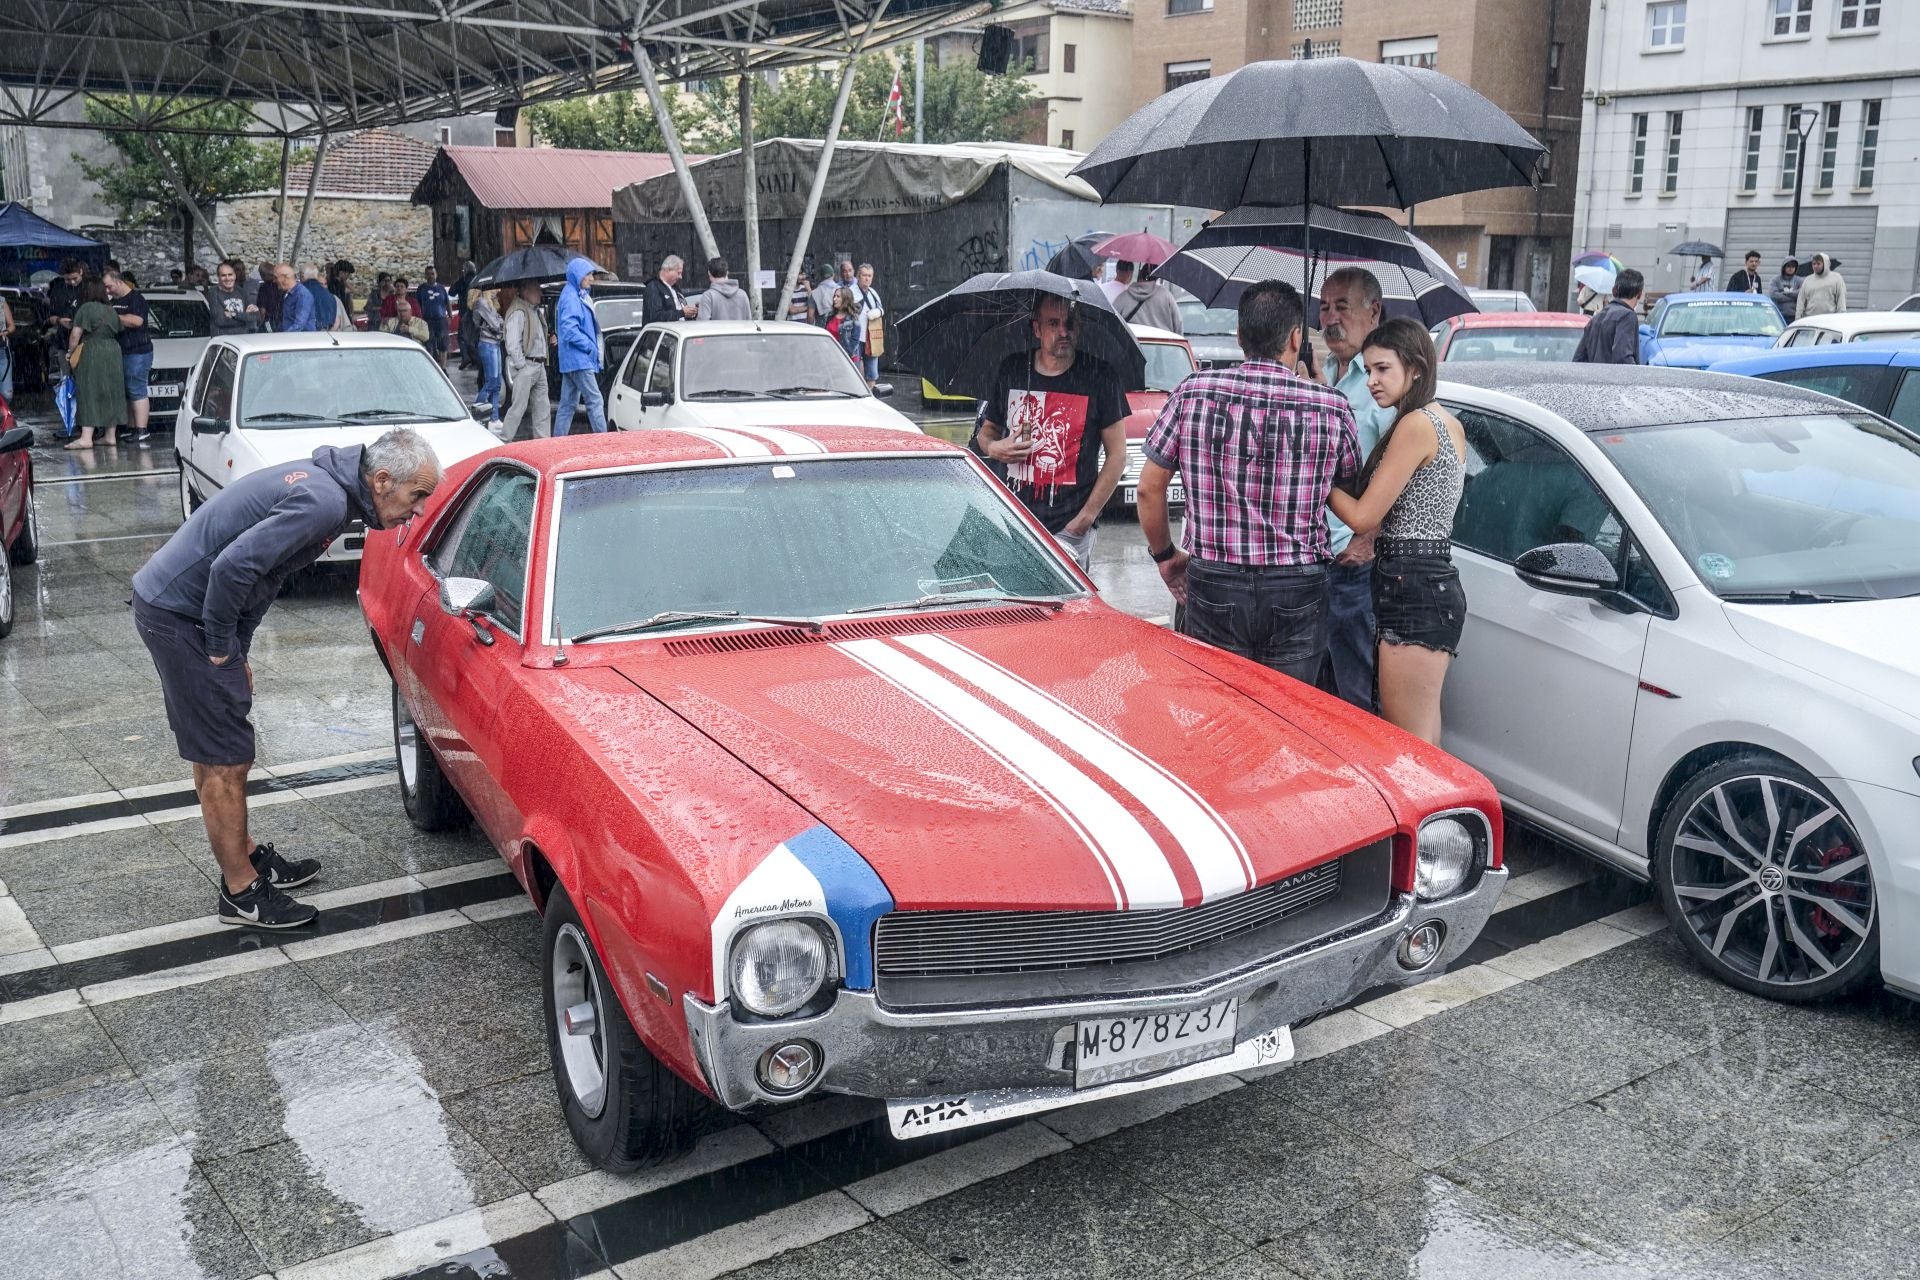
[481,425,955,476]
[1450,311,1589,329]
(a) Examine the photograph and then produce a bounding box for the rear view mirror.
[0,426,31,454]
[1515,543,1618,598]
[191,416,229,436]
[641,390,670,408]
[440,577,497,616]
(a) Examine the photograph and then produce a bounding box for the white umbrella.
[1574,263,1616,294]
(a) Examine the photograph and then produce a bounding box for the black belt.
[1378,537,1452,558]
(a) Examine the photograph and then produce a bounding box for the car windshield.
[1658,301,1784,339]
[593,296,650,329]
[1443,327,1583,362]
[1141,341,1196,391]
[679,332,870,399]
[148,300,210,339]
[1177,302,1239,335]
[1853,329,1920,344]
[550,456,1083,637]
[238,346,469,426]
[1600,412,1920,600]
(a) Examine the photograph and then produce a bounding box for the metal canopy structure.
[0,0,983,138]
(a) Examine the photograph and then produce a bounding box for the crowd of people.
[1569,246,1848,365]
[41,258,156,450]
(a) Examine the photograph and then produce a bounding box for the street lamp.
[1788,106,1817,260]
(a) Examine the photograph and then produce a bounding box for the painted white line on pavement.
[0,813,152,850]
[0,789,127,820]
[1600,902,1669,937]
[4,750,394,830]
[1038,1072,1244,1145]
[295,774,401,800]
[263,747,397,777]
[534,1124,778,1221]
[117,769,271,801]
[0,988,82,1023]
[752,1093,883,1149]
[1356,963,1523,1028]
[276,1194,556,1280]
[42,531,176,547]
[416,858,513,889]
[142,787,307,827]
[0,895,44,959]
[1493,860,1598,910]
[461,896,535,923]
[80,946,288,1007]
[846,1120,1071,1218]
[303,873,429,911]
[281,910,469,962]
[612,1191,872,1280]
[1483,919,1641,982]
[0,945,55,977]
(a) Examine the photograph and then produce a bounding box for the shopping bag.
[54,376,77,436]
[865,316,885,358]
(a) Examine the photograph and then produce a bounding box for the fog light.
[1398,921,1446,970]
[756,1040,822,1095]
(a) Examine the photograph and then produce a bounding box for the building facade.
[1123,0,1590,306]
[928,0,1135,152]
[1574,0,1915,308]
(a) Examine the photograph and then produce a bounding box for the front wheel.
[7,486,37,566]
[1653,754,1879,1002]
[391,679,470,831]
[0,551,14,638]
[543,886,709,1171]
[176,455,201,521]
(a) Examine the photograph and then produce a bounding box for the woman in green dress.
[67,275,125,449]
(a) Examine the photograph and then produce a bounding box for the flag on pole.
[886,71,907,137]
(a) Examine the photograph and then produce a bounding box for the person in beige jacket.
[1794,252,1847,319]
[498,281,552,441]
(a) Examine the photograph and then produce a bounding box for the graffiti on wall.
[953,230,1004,275]
[1020,229,1102,272]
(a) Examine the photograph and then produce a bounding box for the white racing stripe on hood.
[727,425,827,455]
[899,634,1255,901]
[837,638,1185,910]
[672,426,774,457]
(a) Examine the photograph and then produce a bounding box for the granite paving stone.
[0,822,199,893]
[92,964,358,1073]
[356,981,549,1097]
[0,1075,187,1208]
[12,861,221,947]
[297,924,540,1019]
[717,1220,957,1279]
[1529,932,1809,1049]
[1689,1134,1920,1279]
[0,755,118,808]
[443,1070,599,1190]
[0,1166,266,1280]
[0,1007,131,1103]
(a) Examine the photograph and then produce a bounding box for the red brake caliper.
[1808,838,1860,941]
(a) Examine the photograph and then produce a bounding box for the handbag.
[865,315,885,358]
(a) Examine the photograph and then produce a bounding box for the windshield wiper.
[243,411,332,423]
[339,407,432,420]
[1720,590,1871,604]
[845,593,1068,615]
[764,386,859,399]
[684,389,762,400]
[569,610,825,643]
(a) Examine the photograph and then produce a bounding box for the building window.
[1780,103,1804,189]
[1165,59,1211,91]
[1662,111,1682,193]
[1009,19,1049,73]
[1741,105,1764,192]
[1291,0,1342,28]
[1063,43,1076,73]
[1060,129,1075,150]
[1628,112,1648,194]
[437,125,453,146]
[1290,39,1342,58]
[1814,101,1841,189]
[492,128,516,148]
[1646,1,1686,48]
[1769,0,1813,37]
[1857,98,1880,188]
[1548,41,1565,87]
[1167,0,1213,13]
[1380,36,1438,69]
[1835,0,1879,31]
[1539,140,1555,185]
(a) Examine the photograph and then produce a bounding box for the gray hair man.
[1316,266,1395,711]
[132,430,443,930]
[644,253,696,324]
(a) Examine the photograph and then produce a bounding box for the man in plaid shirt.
[1137,281,1361,683]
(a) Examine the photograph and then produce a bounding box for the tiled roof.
[283,129,437,197]
[417,147,682,210]
[1050,0,1129,12]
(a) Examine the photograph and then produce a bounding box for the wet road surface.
[5,400,1920,1280]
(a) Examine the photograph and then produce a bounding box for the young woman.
[66,276,126,450]
[470,287,507,429]
[1325,316,1468,745]
[829,288,863,366]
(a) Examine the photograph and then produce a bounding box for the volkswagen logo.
[1758,865,1786,893]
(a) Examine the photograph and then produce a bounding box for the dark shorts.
[1373,552,1466,656]
[132,595,255,766]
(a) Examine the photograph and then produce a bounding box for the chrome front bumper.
[683,869,1507,1126]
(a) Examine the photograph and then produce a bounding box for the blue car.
[1710,343,1920,434]
[1638,292,1785,368]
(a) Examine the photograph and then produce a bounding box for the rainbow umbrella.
[1573,249,1624,273]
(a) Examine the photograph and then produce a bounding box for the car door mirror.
[1515,543,1619,598]
[641,389,670,408]
[439,576,497,616]
[871,381,895,399]
[1638,324,1655,341]
[0,426,31,454]
[469,401,492,423]
[190,415,229,436]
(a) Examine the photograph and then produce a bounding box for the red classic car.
[360,425,1507,1170]
[1115,323,1194,509]
[0,413,41,638]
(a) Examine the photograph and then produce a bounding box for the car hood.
[678,399,924,433]
[150,336,210,371]
[613,612,1398,912]
[236,418,500,467]
[1723,596,1920,718]
[1646,335,1776,367]
[1124,390,1169,440]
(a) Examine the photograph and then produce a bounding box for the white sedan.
[173,332,501,559]
[1436,364,1916,1003]
[604,320,921,436]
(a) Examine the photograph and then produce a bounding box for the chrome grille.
[875,860,1343,978]
[1123,441,1146,484]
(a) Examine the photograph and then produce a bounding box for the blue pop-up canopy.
[0,202,107,283]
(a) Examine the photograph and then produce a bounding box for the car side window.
[649,335,677,398]
[624,332,660,393]
[1761,365,1882,407]
[203,349,238,421]
[428,468,538,635]
[1889,371,1920,435]
[190,347,222,416]
[1448,406,1670,613]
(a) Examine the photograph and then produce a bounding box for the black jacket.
[642,276,687,325]
[1725,268,1765,294]
[1572,299,1640,365]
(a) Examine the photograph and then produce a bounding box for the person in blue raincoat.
[553,257,606,436]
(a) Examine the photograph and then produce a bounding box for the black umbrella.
[1157,205,1477,327]
[473,244,592,290]
[893,270,1146,399]
[1045,234,1107,280]
[1071,57,1545,211]
[1668,240,1724,258]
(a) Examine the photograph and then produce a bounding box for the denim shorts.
[123,349,154,400]
[1372,551,1466,656]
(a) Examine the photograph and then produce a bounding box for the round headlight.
[729,920,830,1017]
[1416,817,1478,900]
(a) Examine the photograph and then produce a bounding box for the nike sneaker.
[218,877,319,930]
[250,843,321,890]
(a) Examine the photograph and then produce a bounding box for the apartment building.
[1573,0,1915,307]
[1126,0,1590,306]
[930,0,1136,151]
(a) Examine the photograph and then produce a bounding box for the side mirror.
[191,415,229,436]
[0,426,31,454]
[1515,543,1619,598]
[470,401,492,422]
[871,381,896,400]
[640,389,670,408]
[439,576,497,616]
[1638,324,1655,341]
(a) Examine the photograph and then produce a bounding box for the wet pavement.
[5,398,1920,1280]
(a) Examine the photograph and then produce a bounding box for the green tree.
[525,90,708,153]
[692,55,1040,151]
[75,97,279,267]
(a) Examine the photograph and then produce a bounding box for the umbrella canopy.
[1572,250,1624,271]
[1071,58,1545,211]
[1574,264,1618,295]
[892,270,1146,399]
[1156,205,1477,328]
[1668,240,1724,258]
[1094,231,1179,267]
[1044,235,1107,281]
[473,244,593,290]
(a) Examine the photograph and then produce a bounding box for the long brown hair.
[1355,316,1440,476]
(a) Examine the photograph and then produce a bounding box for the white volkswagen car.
[173,332,501,558]
[141,288,216,425]
[604,321,921,436]
[1435,364,1916,1004]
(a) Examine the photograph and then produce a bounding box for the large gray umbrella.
[893,270,1145,399]
[1072,58,1546,211]
[472,244,591,290]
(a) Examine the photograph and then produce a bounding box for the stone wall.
[84,196,433,285]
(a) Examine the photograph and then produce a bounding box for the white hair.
[361,428,440,482]
[1323,266,1383,309]
[300,263,321,281]
[660,254,684,273]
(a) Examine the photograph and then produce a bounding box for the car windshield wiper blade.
[1720,590,1871,604]
[845,593,1068,615]
[684,389,763,400]
[569,610,825,643]
[243,411,333,423]
[339,407,429,420]
[764,386,859,399]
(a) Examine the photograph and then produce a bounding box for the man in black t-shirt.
[974,293,1129,570]
[106,269,155,445]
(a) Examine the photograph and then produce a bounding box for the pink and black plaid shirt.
[1142,359,1361,566]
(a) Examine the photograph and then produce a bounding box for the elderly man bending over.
[131,430,443,929]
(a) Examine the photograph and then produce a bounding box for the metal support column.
[144,136,228,262]
[914,38,924,144]
[739,70,761,318]
[631,39,721,262]
[288,132,330,265]
[273,135,292,259]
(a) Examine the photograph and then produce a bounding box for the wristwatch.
[1150,543,1180,564]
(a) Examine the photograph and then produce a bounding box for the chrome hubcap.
[179,466,192,518]
[0,554,12,622]
[393,686,420,792]
[23,490,36,548]
[1671,775,1874,987]
[552,924,609,1118]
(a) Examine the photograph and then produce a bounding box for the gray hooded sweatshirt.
[696,277,755,321]
[1115,279,1183,334]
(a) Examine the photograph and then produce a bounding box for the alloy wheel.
[393,684,420,794]
[23,489,37,552]
[1669,774,1874,988]
[551,922,610,1118]
[0,551,13,628]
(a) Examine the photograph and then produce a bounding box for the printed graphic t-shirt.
[985,352,1129,533]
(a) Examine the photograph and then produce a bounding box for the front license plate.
[1120,482,1183,506]
[1074,999,1237,1088]
[149,383,180,399]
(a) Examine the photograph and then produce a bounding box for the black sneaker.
[218,877,319,930]
[251,842,320,889]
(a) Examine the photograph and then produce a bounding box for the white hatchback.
[173,332,502,559]
[604,320,921,435]
[1776,310,1920,348]
[1436,364,1920,1005]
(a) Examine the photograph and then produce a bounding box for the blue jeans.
[1323,557,1378,712]
[476,341,503,422]
[1180,559,1330,685]
[554,368,607,435]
